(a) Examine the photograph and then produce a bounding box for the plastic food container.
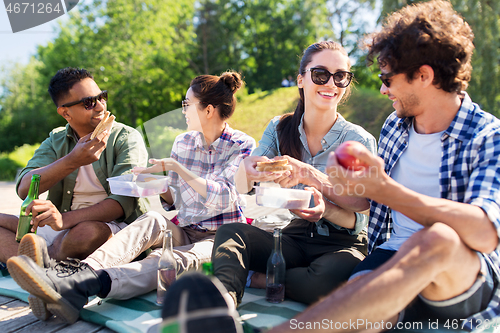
[107,174,169,197]
[254,186,312,209]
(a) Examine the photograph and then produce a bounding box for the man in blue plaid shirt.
[268,0,500,332]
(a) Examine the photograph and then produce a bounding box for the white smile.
[319,91,336,97]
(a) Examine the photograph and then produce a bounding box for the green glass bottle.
[15,174,41,242]
[202,262,214,276]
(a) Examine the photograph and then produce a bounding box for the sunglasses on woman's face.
[304,68,354,88]
[182,100,203,113]
[61,90,108,110]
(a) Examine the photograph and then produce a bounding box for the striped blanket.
[3,272,500,333]
[0,273,306,333]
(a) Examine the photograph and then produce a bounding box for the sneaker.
[160,272,242,333]
[18,234,53,320]
[28,294,51,320]
[18,234,53,268]
[7,255,102,324]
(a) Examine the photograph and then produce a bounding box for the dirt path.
[0,181,163,215]
[0,181,48,215]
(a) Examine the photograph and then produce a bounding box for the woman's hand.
[242,156,291,183]
[290,187,325,223]
[274,156,317,188]
[132,158,179,175]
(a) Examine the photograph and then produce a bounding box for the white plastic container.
[254,186,312,209]
[107,174,169,197]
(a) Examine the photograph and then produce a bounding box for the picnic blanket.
[3,271,500,333]
[0,272,306,333]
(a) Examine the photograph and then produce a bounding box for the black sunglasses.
[304,68,354,88]
[61,90,108,110]
[378,72,397,88]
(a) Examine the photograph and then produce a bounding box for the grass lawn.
[229,87,299,141]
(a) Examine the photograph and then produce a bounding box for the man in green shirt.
[0,67,149,264]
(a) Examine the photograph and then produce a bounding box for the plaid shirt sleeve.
[368,112,407,253]
[464,125,500,251]
[204,135,256,211]
[460,121,500,328]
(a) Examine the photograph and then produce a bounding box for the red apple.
[335,141,369,170]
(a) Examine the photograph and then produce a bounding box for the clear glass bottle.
[15,174,41,242]
[266,227,286,303]
[156,229,177,305]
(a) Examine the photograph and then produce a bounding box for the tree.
[240,0,323,91]
[190,0,244,75]
[0,0,388,151]
[37,0,198,126]
[191,0,330,92]
[0,0,199,152]
[453,0,500,114]
[0,59,59,151]
[327,0,378,59]
[326,0,380,89]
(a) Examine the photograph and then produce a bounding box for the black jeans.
[212,219,367,305]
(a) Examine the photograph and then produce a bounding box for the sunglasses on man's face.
[61,90,108,110]
[378,72,397,88]
[304,68,354,88]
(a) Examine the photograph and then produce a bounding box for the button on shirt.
[370,93,500,329]
[253,114,377,235]
[162,124,255,230]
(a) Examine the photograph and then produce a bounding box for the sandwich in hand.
[91,111,115,139]
[256,159,292,172]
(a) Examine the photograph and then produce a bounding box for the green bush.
[0,144,40,181]
[9,144,40,166]
[341,87,394,140]
[0,156,22,181]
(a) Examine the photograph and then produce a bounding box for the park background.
[0,0,498,181]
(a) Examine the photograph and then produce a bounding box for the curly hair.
[365,0,474,92]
